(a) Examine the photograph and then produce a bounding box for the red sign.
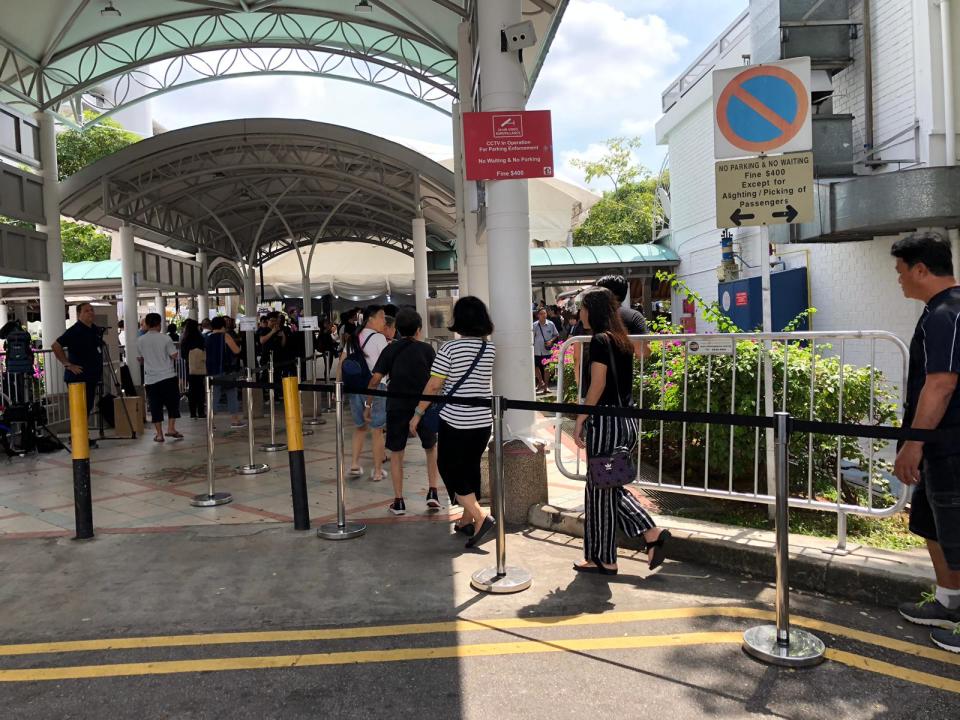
[735,291,749,307]
[462,110,554,181]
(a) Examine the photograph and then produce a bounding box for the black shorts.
[146,376,181,424]
[909,453,960,570]
[385,408,437,453]
[535,355,550,372]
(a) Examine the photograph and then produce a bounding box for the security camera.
[502,21,537,52]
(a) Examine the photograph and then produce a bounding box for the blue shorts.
[348,390,386,429]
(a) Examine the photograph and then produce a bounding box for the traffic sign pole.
[760,226,776,518]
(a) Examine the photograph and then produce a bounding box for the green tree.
[569,136,645,192]
[60,220,111,262]
[573,177,658,246]
[56,116,140,181]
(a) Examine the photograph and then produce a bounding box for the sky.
[151,1,747,194]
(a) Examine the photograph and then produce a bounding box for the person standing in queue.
[573,287,669,575]
[366,309,441,515]
[52,302,104,420]
[138,313,182,443]
[532,307,559,394]
[180,318,207,418]
[410,296,497,549]
[205,316,245,429]
[890,232,960,653]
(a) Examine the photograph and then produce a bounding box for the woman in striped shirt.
[410,296,497,549]
[573,287,670,575]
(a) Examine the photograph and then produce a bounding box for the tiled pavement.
[0,411,588,539]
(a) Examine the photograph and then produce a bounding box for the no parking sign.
[713,57,811,160]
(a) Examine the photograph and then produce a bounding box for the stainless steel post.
[742,412,824,666]
[297,358,314,436]
[471,395,532,593]
[236,367,269,475]
[305,354,326,425]
[192,376,233,507]
[260,353,286,452]
[317,380,365,540]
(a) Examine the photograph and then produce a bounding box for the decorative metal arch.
[207,257,245,292]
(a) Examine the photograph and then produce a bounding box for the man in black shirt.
[890,233,960,652]
[366,309,440,515]
[52,302,103,414]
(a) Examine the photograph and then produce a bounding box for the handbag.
[586,334,636,489]
[423,341,487,433]
[188,348,207,376]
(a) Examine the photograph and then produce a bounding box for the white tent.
[261,243,414,301]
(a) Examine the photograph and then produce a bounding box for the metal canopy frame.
[58,118,457,265]
[0,0,564,128]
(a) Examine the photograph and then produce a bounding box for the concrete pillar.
[154,292,164,317]
[413,217,429,336]
[452,103,469,295]
[36,111,65,353]
[457,22,488,303]
[120,224,139,377]
[196,251,209,320]
[479,0,534,434]
[0,303,8,328]
[302,273,314,374]
[243,269,257,368]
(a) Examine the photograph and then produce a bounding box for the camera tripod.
[0,385,68,456]
[92,336,138,441]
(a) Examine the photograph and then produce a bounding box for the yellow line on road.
[825,649,960,694]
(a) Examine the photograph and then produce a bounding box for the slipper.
[167,432,184,440]
[573,563,618,576]
[454,523,474,535]
[369,471,386,482]
[465,515,496,548]
[647,529,672,571]
[348,467,363,478]
[153,436,165,443]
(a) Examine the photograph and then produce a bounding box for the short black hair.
[449,296,493,337]
[144,312,162,328]
[210,316,226,330]
[362,305,384,326]
[395,309,422,337]
[76,302,93,314]
[891,232,954,277]
[595,275,628,303]
[382,303,400,318]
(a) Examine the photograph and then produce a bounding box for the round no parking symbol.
[713,57,811,159]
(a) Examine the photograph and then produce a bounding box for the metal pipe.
[317,381,366,540]
[192,376,233,507]
[863,0,875,156]
[236,367,269,475]
[774,411,791,646]
[939,0,956,166]
[296,358,313,436]
[492,394,507,576]
[261,353,286,452]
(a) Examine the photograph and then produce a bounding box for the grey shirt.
[138,331,178,385]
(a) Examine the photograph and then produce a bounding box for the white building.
[656,0,960,377]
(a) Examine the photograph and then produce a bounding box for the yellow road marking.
[1,606,957,670]
[826,649,960,694]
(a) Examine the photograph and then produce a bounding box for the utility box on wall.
[718,267,809,332]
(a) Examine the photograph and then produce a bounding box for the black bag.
[586,334,636,489]
[341,332,377,392]
[423,341,486,433]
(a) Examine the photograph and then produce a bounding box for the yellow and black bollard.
[282,375,310,530]
[68,383,94,539]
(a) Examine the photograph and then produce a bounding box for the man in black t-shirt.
[52,302,103,414]
[890,233,960,653]
[366,309,440,516]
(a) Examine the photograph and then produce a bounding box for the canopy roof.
[59,118,457,264]
[0,0,568,126]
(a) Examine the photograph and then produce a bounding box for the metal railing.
[554,331,910,551]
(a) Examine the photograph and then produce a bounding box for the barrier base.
[470,566,533,594]
[821,544,860,557]
[301,428,314,436]
[191,492,233,508]
[261,443,287,452]
[236,463,269,475]
[317,521,366,540]
[742,625,825,667]
[305,418,327,426]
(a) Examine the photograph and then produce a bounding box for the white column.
[154,292,164,317]
[244,269,257,368]
[457,22,489,303]
[196,251,209,320]
[120,224,139,378]
[36,111,65,352]
[413,217,429,336]
[940,0,956,166]
[0,303,8,328]
[479,0,534,433]
[452,103,469,295]
[302,273,314,369]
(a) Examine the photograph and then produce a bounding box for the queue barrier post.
[282,375,311,530]
[296,358,314,436]
[192,375,233,507]
[305,354,326,426]
[471,395,532,594]
[236,367,269,475]
[317,380,366,540]
[260,353,287,453]
[742,411,825,667]
[69,383,94,540]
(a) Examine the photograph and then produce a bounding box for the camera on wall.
[501,21,537,52]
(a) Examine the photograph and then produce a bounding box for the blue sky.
[152,1,746,193]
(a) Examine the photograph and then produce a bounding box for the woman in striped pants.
[573,288,671,575]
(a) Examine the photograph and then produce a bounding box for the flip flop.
[153,436,165,443]
[168,432,184,440]
[348,467,363,477]
[573,563,618,576]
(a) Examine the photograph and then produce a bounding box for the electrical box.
[718,267,809,332]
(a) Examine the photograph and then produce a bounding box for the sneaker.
[388,498,406,516]
[230,421,247,429]
[898,591,960,629]
[930,625,960,653]
[426,488,441,510]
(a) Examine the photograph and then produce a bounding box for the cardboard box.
[113,396,144,438]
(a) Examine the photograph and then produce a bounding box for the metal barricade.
[554,331,910,550]
[260,354,287,453]
[192,376,233,507]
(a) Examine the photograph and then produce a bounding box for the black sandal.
[646,529,672,571]
[573,562,618,576]
[465,516,496,548]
